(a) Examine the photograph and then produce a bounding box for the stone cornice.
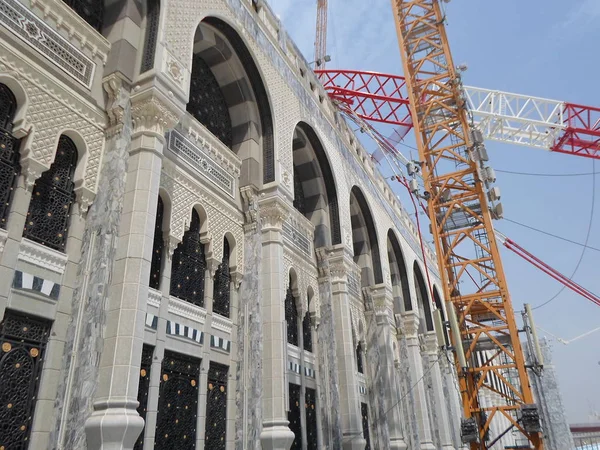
[30,0,110,63]
[19,238,69,274]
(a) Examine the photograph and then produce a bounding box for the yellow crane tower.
[390,1,543,448]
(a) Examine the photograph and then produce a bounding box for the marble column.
[365,285,407,450]
[424,333,456,449]
[315,247,342,450]
[440,351,464,450]
[84,88,180,450]
[258,195,295,450]
[236,185,263,450]
[402,312,435,450]
[142,236,177,449]
[329,248,366,450]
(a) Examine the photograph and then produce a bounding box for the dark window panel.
[149,196,164,290]
[212,239,231,318]
[204,362,229,449]
[134,344,155,450]
[285,285,299,346]
[288,383,302,450]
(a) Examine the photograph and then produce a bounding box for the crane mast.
[390,1,543,448]
[314,0,328,67]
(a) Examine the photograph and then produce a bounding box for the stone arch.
[292,122,341,247]
[188,17,274,187]
[222,230,238,273]
[349,186,383,287]
[387,229,412,313]
[413,261,434,332]
[432,286,449,345]
[158,187,172,233]
[57,129,88,190]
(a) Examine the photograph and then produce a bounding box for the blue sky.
[269,0,600,424]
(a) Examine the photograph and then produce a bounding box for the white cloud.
[560,0,600,29]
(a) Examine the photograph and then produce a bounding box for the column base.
[419,442,436,450]
[440,445,457,450]
[342,432,366,450]
[85,401,144,450]
[260,419,295,450]
[390,437,408,450]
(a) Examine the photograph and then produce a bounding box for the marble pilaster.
[424,333,456,450]
[328,248,366,450]
[84,87,180,450]
[402,312,435,450]
[258,194,295,450]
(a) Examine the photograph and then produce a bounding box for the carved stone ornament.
[20,157,46,192]
[258,197,289,230]
[315,247,330,279]
[131,89,181,138]
[164,233,181,260]
[103,74,127,137]
[74,185,95,214]
[402,312,420,337]
[240,186,258,227]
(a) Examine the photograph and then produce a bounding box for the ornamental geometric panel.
[204,362,228,449]
[170,209,206,307]
[141,0,160,73]
[0,84,19,229]
[361,402,371,450]
[288,383,302,450]
[285,285,299,347]
[134,345,154,450]
[0,0,95,88]
[212,239,231,318]
[0,310,51,450]
[23,135,77,252]
[187,54,232,148]
[149,196,164,290]
[154,351,200,450]
[305,387,318,450]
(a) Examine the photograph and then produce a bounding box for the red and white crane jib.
[316,69,600,160]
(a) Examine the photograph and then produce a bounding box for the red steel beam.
[316,69,600,160]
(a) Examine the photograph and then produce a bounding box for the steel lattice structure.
[316,70,600,160]
[390,0,542,447]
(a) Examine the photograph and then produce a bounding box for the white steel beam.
[464,86,566,150]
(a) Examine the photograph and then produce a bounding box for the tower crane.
[306,0,600,448]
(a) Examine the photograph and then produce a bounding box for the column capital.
[401,311,420,337]
[74,185,95,215]
[258,196,289,231]
[424,332,440,355]
[130,87,183,139]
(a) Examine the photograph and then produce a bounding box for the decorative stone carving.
[402,312,420,337]
[131,89,181,138]
[29,0,110,63]
[259,197,289,230]
[0,52,105,192]
[1,0,97,88]
[74,186,95,215]
[241,186,259,228]
[18,237,69,274]
[103,75,127,138]
[20,158,45,192]
[168,296,207,324]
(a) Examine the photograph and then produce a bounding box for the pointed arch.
[413,262,434,332]
[188,17,274,187]
[212,236,232,318]
[23,135,77,251]
[0,83,20,228]
[387,230,412,313]
[285,273,299,346]
[292,122,341,247]
[149,195,165,290]
[170,208,206,307]
[349,186,383,286]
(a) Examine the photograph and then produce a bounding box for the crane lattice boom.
[389,1,543,448]
[316,70,600,160]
